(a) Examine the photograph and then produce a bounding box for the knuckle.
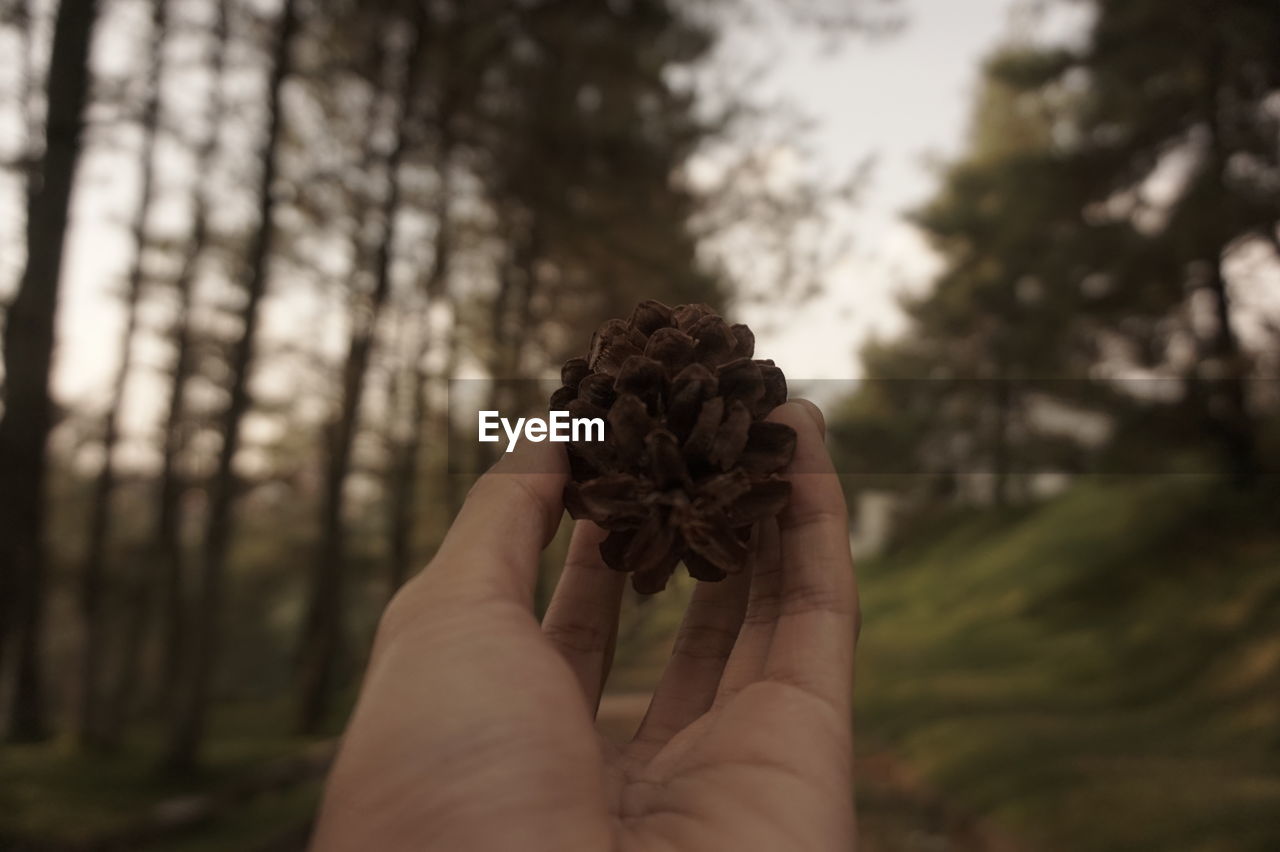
[780,505,848,533]
[673,623,739,660]
[743,571,784,625]
[742,595,781,625]
[756,672,844,723]
[375,570,454,647]
[470,473,561,539]
[378,577,427,641]
[543,619,612,656]
[780,576,856,619]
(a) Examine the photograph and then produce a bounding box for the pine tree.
[0,0,101,743]
[296,0,430,735]
[77,0,171,750]
[165,0,301,772]
[992,0,1280,482]
[148,0,233,714]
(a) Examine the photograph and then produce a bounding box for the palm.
[428,597,853,850]
[602,684,852,850]
[486,599,853,844]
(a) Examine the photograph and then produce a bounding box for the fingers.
[714,518,781,706]
[432,438,568,607]
[762,402,858,715]
[541,521,626,710]
[632,568,751,752]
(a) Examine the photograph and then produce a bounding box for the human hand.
[311,401,859,851]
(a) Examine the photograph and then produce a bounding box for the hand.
[312,401,859,851]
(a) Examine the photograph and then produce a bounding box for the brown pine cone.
[551,300,797,594]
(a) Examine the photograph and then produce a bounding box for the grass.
[0,697,329,849]
[855,476,1280,852]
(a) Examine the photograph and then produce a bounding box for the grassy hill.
[854,477,1280,852]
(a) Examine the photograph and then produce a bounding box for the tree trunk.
[78,0,169,751]
[387,115,455,594]
[17,0,39,215]
[100,542,150,742]
[1202,32,1258,485]
[164,0,299,773]
[386,304,429,597]
[1203,254,1257,483]
[0,0,100,744]
[991,372,1012,509]
[131,0,232,721]
[295,9,428,735]
[147,0,232,717]
[484,220,542,435]
[506,219,545,411]
[440,298,467,517]
[485,244,517,420]
[0,0,37,721]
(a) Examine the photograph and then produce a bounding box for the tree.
[165,0,301,772]
[1,0,40,215]
[835,63,1092,504]
[77,0,170,750]
[381,0,496,595]
[478,0,723,380]
[836,7,1280,506]
[992,0,1280,483]
[98,0,237,739]
[145,0,234,715]
[0,0,101,743]
[296,0,429,734]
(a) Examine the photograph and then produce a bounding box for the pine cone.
[551,301,797,594]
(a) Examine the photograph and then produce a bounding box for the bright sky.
[5,0,1087,426]
[728,0,1082,381]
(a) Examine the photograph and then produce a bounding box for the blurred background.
[1,0,1279,849]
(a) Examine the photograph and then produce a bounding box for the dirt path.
[597,693,1028,852]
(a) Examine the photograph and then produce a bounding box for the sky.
[723,0,1081,381]
[4,0,1084,424]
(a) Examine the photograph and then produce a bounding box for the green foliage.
[857,477,1280,851]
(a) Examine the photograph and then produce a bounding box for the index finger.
[762,401,858,715]
[432,438,568,607]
